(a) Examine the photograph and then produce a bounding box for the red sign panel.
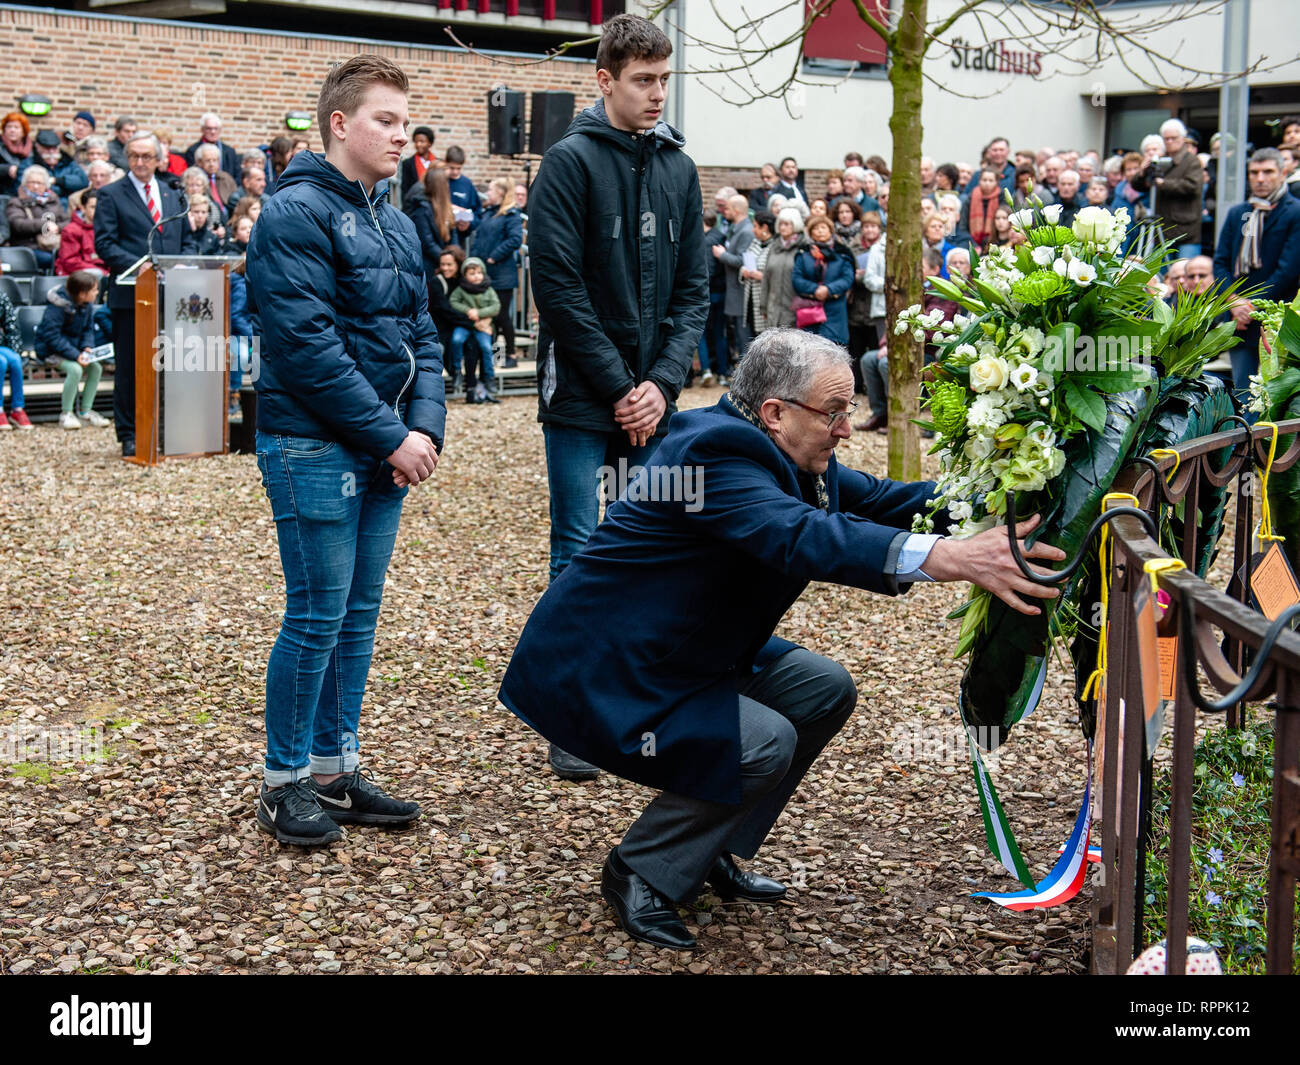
[803,0,889,65]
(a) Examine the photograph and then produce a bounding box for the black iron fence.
[1091,417,1300,974]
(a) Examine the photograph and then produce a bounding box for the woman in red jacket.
[56,187,107,276]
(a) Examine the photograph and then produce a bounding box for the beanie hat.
[463,257,486,273]
[75,111,96,129]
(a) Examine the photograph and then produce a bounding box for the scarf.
[727,392,829,511]
[459,275,491,295]
[968,189,999,249]
[1235,182,1288,276]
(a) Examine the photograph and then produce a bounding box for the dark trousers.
[493,289,516,356]
[617,648,858,903]
[727,314,751,367]
[699,291,727,375]
[111,307,135,444]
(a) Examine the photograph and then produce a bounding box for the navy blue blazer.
[499,397,942,804]
[93,176,196,309]
[1213,194,1300,302]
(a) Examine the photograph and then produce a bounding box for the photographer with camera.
[1131,118,1205,258]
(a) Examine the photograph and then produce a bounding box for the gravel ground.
[0,387,1107,975]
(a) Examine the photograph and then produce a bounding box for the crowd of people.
[703,118,1300,428]
[2,96,1298,441]
[0,106,533,434]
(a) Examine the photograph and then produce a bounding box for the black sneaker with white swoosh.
[314,767,421,826]
[256,778,343,846]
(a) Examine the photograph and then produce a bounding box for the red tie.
[146,185,161,227]
[209,176,223,210]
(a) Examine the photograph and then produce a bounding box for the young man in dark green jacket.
[527,13,709,780]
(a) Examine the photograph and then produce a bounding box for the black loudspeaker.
[529,91,575,155]
[488,88,525,155]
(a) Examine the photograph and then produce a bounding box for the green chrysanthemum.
[1010,271,1072,306]
[930,380,969,439]
[1026,225,1078,248]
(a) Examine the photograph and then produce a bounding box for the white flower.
[1046,448,1066,477]
[1053,258,1068,277]
[895,319,909,336]
[1016,326,1046,356]
[953,515,997,540]
[952,343,978,361]
[1010,364,1039,392]
[1073,206,1115,244]
[963,433,997,461]
[966,395,1008,430]
[913,328,926,342]
[969,355,1011,393]
[1026,422,1056,449]
[1008,208,1035,231]
[1031,246,1055,267]
[947,499,974,523]
[1068,259,1097,286]
[1247,373,1269,414]
[1042,203,1063,224]
[1032,370,1054,394]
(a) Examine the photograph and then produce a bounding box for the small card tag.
[1246,542,1300,621]
[1158,635,1178,702]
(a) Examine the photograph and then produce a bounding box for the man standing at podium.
[93,132,194,457]
[247,55,445,847]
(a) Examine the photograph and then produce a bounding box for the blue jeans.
[543,423,659,583]
[699,291,727,375]
[450,326,495,388]
[0,346,23,410]
[255,431,409,785]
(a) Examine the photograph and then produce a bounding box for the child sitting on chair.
[448,257,500,405]
[36,271,108,431]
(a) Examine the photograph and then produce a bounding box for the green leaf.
[1073,364,1156,394]
[1062,377,1107,433]
[1279,306,1300,357]
[1151,295,1175,328]
[927,276,965,302]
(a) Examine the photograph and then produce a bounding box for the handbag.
[794,299,826,328]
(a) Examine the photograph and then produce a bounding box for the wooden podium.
[123,255,235,467]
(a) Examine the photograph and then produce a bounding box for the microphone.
[146,175,190,263]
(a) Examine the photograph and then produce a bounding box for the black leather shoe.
[121,438,135,458]
[549,743,600,781]
[601,850,696,950]
[707,853,787,902]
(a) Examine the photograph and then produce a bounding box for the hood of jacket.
[272,149,391,209]
[563,99,687,155]
[46,286,73,311]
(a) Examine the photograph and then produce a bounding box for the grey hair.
[200,112,222,127]
[87,160,113,178]
[843,165,868,183]
[1250,146,1283,168]
[182,165,208,186]
[84,135,108,153]
[776,206,804,233]
[241,151,265,171]
[1159,118,1187,138]
[1139,134,1163,155]
[715,185,737,200]
[729,328,850,410]
[22,164,51,187]
[128,132,164,162]
[195,142,222,163]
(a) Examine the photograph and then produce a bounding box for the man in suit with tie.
[94,132,196,456]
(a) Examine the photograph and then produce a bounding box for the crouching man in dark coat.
[499,328,1065,949]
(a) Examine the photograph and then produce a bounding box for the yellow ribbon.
[1253,422,1284,544]
[1143,557,1187,596]
[1081,492,1141,702]
[1147,447,1181,484]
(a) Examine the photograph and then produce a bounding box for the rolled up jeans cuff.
[309,751,360,776]
[263,763,313,787]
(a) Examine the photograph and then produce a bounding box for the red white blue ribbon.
[971,770,1092,910]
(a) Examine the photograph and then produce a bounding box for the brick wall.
[0,7,831,204]
[0,6,595,188]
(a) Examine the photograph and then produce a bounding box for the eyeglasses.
[128,153,157,162]
[782,397,858,431]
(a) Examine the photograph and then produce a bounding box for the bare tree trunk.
[884,0,927,482]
